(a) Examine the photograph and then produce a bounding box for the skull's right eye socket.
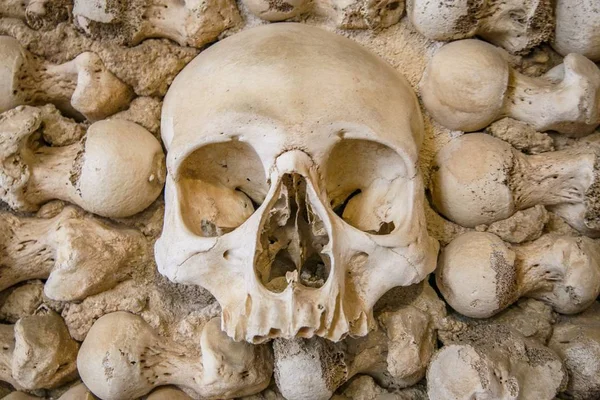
[176,141,268,237]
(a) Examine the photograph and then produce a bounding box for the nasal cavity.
[254,173,331,293]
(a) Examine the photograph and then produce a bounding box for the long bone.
[0,308,79,390]
[0,36,132,120]
[420,39,600,135]
[273,282,449,400]
[431,133,600,232]
[548,302,600,400]
[406,0,553,54]
[72,0,241,48]
[0,205,147,301]
[0,105,165,218]
[78,312,273,400]
[428,324,567,400]
[436,231,600,318]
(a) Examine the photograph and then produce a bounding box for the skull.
[155,23,438,343]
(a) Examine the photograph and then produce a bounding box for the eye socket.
[325,139,410,235]
[176,141,268,237]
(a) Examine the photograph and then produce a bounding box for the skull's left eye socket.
[176,141,268,237]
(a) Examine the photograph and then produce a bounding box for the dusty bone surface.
[155,22,438,343]
[0,2,600,400]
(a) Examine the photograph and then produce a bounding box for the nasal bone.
[275,150,314,176]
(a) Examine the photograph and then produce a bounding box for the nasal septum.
[254,167,332,293]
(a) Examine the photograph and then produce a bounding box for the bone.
[57,383,96,400]
[0,0,70,30]
[242,0,310,22]
[0,106,166,218]
[335,375,428,400]
[436,231,600,318]
[548,302,600,400]
[0,281,44,323]
[430,133,600,231]
[156,23,439,343]
[78,312,273,400]
[72,0,241,48]
[420,39,600,135]
[2,393,39,400]
[553,0,600,63]
[428,324,567,400]
[326,0,405,29]
[1,308,79,390]
[273,282,449,399]
[406,0,553,54]
[0,36,133,121]
[0,205,147,301]
[147,386,194,400]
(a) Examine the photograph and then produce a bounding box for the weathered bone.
[0,308,79,390]
[0,36,132,120]
[406,0,553,54]
[78,312,273,400]
[57,383,96,400]
[437,231,600,318]
[0,0,70,30]
[420,39,600,135]
[73,0,241,48]
[428,324,567,400]
[553,0,600,62]
[147,386,194,400]
[273,282,449,399]
[156,22,438,343]
[242,0,310,22]
[548,302,600,400]
[431,133,600,232]
[0,205,147,301]
[0,106,166,218]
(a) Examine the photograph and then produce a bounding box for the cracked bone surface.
[273,282,448,400]
[72,0,241,48]
[428,324,567,400]
[77,311,273,400]
[436,231,600,318]
[553,0,600,62]
[0,308,79,390]
[431,133,600,231]
[0,36,132,120]
[420,39,600,135]
[0,106,166,218]
[155,22,438,343]
[0,205,147,301]
[406,0,553,54]
[548,302,600,400]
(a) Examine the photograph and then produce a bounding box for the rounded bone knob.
[553,0,600,62]
[437,231,600,318]
[76,119,166,218]
[420,39,600,135]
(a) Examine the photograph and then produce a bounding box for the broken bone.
[436,231,600,318]
[548,302,600,400]
[73,0,241,48]
[406,0,553,54]
[0,36,132,120]
[0,205,147,301]
[553,0,600,63]
[431,133,600,230]
[420,39,600,135]
[428,324,566,400]
[242,0,310,22]
[78,312,273,400]
[0,308,79,390]
[0,106,166,218]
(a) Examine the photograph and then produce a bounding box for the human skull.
[155,23,438,343]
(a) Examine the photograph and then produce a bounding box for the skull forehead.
[162,23,422,164]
